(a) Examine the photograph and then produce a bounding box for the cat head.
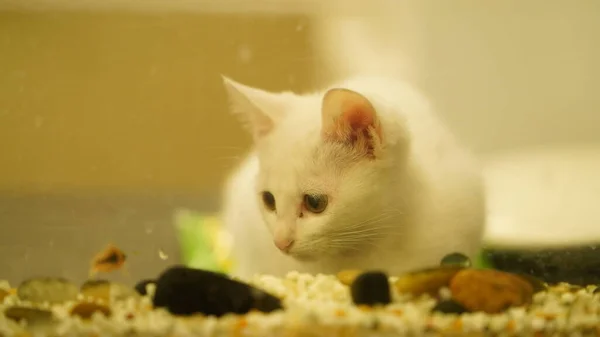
[223,76,406,261]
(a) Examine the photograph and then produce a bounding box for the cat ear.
[222,76,286,140]
[321,88,383,158]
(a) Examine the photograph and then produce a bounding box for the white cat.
[220,75,485,279]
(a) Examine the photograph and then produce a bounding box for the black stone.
[350,271,391,306]
[484,245,600,286]
[440,252,472,268]
[432,299,468,314]
[134,279,156,296]
[514,273,547,293]
[152,266,282,317]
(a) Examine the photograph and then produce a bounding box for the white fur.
[220,76,485,278]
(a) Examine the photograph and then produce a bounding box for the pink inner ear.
[343,103,375,132]
[322,88,382,158]
[331,104,382,158]
[342,101,382,143]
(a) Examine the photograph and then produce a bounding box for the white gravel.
[0,273,598,337]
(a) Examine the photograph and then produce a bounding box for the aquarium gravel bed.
[1,264,600,337]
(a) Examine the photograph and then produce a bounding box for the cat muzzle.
[274,238,295,253]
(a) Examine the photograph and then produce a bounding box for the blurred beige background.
[1,1,599,284]
[0,11,319,194]
[0,9,321,284]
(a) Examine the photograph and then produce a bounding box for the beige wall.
[314,1,600,155]
[0,10,320,284]
[0,11,317,194]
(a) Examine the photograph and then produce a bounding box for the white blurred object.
[312,1,600,249]
[311,1,421,83]
[158,249,169,260]
[483,145,600,248]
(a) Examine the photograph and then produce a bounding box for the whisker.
[309,206,408,254]
[335,212,397,231]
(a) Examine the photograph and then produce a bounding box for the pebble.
[431,299,468,314]
[350,271,391,306]
[110,283,140,302]
[70,302,112,319]
[81,279,110,290]
[152,266,283,317]
[4,306,55,325]
[394,266,463,297]
[450,269,534,313]
[561,292,575,304]
[80,279,110,301]
[134,279,156,296]
[0,268,598,336]
[80,280,138,303]
[17,277,79,304]
[0,280,10,290]
[0,288,9,303]
[336,269,361,286]
[440,252,472,268]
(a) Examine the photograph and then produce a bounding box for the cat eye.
[261,191,276,211]
[303,194,328,214]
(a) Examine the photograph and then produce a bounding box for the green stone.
[440,252,472,268]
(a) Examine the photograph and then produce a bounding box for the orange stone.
[449,269,534,314]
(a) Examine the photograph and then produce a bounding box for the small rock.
[70,302,111,319]
[336,269,362,286]
[134,279,156,296]
[18,277,78,304]
[80,280,110,302]
[449,269,534,314]
[4,306,55,325]
[110,283,140,302]
[350,271,391,306]
[554,283,583,293]
[394,266,463,297]
[89,244,127,277]
[432,299,468,314]
[0,288,9,303]
[0,280,10,289]
[81,279,111,290]
[153,266,283,317]
[80,280,138,303]
[440,252,472,268]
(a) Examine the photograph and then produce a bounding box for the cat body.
[221,76,485,279]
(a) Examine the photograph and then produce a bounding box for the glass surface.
[0,1,599,334]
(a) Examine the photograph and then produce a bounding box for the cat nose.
[274,238,295,253]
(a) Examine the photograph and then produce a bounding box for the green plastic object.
[474,249,495,269]
[174,209,235,274]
